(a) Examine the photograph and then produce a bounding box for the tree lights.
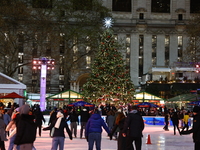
[32,57,55,111]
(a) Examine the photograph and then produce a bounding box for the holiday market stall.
[132,91,165,106]
[46,90,83,109]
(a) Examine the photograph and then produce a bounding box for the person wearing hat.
[181,106,200,150]
[14,104,37,150]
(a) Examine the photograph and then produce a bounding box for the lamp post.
[195,64,200,73]
[33,57,55,111]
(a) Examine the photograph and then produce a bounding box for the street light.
[195,64,200,73]
[33,57,55,111]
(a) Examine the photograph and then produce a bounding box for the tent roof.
[46,90,83,100]
[0,72,26,89]
[0,92,24,99]
[166,94,197,102]
[134,91,164,101]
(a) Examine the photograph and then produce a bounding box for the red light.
[38,61,41,64]
[52,61,55,65]
[52,67,55,70]
[47,61,51,64]
[196,65,199,68]
[33,66,37,69]
[196,70,199,73]
[38,66,41,69]
[33,61,37,64]
[47,67,50,69]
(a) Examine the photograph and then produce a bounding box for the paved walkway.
[5,125,194,150]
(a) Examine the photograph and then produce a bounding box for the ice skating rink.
[5,125,193,150]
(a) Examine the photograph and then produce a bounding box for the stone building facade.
[4,0,200,94]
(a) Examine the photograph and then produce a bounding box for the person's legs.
[173,123,176,135]
[8,134,16,150]
[0,141,5,150]
[195,142,200,150]
[95,133,101,150]
[186,123,189,131]
[74,122,77,137]
[165,120,169,130]
[51,137,59,150]
[38,125,42,136]
[134,137,142,150]
[88,133,95,150]
[80,122,84,138]
[58,137,65,150]
[70,123,74,137]
[126,136,134,150]
[176,124,181,135]
[19,143,33,150]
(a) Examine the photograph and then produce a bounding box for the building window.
[86,56,91,69]
[18,54,23,63]
[60,33,65,54]
[152,35,157,66]
[32,0,52,8]
[18,44,23,53]
[178,36,183,62]
[112,0,131,12]
[151,0,170,13]
[165,35,170,66]
[18,74,23,82]
[32,42,37,58]
[178,14,183,20]
[73,37,78,54]
[190,0,200,13]
[59,66,64,75]
[46,46,51,56]
[139,13,144,19]
[18,67,23,74]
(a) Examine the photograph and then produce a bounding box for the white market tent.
[0,72,26,106]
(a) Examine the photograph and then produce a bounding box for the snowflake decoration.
[103,17,113,28]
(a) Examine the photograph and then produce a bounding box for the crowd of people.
[0,102,199,150]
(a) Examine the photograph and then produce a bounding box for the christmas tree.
[82,28,135,105]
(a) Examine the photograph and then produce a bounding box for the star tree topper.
[103,17,113,28]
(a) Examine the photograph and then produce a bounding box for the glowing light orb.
[103,17,113,28]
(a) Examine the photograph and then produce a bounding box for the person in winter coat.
[33,106,45,137]
[67,108,79,138]
[122,105,144,150]
[6,108,20,150]
[85,112,110,150]
[79,108,90,139]
[163,111,169,131]
[181,106,200,150]
[14,104,37,150]
[48,107,58,125]
[181,111,190,132]
[0,113,7,150]
[106,110,115,132]
[170,109,181,135]
[3,109,11,137]
[43,111,73,150]
[110,112,133,150]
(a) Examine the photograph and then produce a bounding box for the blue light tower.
[33,57,55,111]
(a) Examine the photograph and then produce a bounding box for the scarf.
[54,112,64,129]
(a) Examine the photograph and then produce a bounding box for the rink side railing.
[43,115,193,127]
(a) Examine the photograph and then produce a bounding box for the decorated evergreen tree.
[82,28,135,105]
